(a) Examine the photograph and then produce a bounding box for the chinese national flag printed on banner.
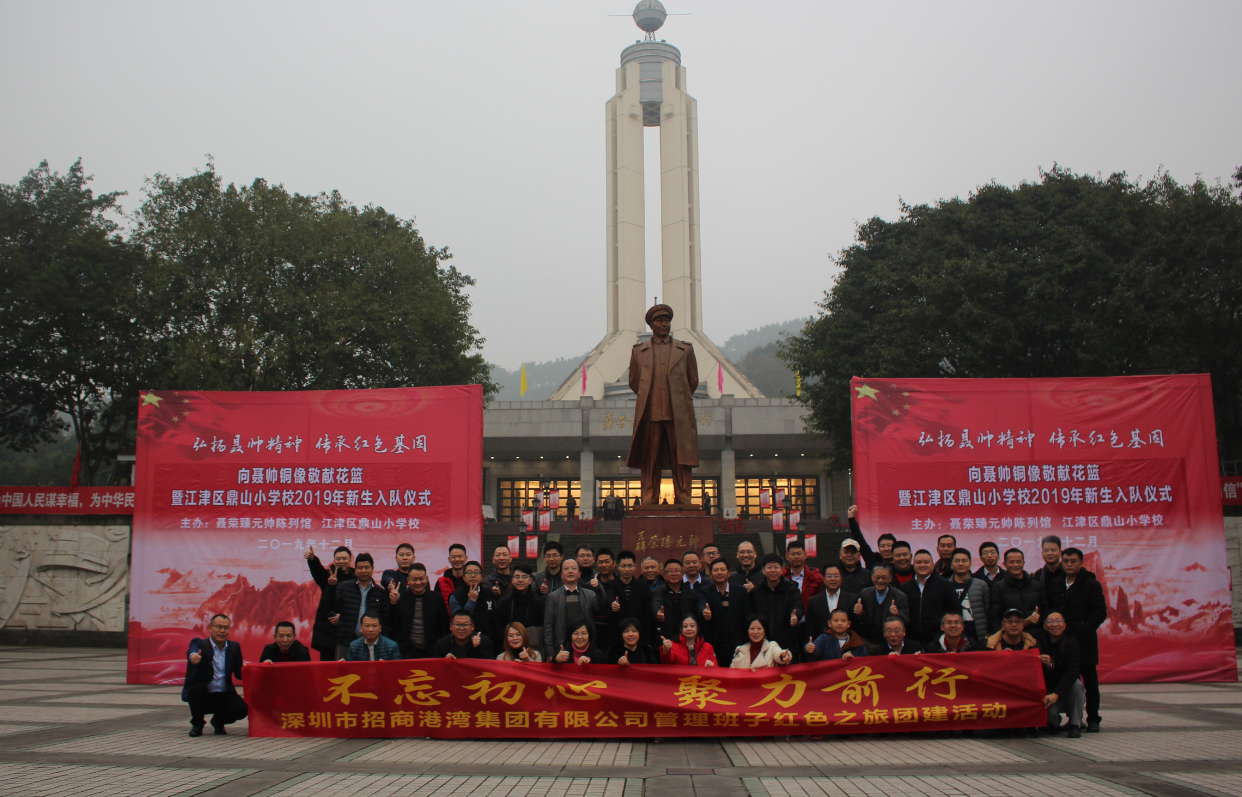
[244,654,1046,738]
[850,375,1235,683]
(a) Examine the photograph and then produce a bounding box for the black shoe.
[188,725,203,738]
[1086,721,1100,733]
[1043,723,1061,735]
[1066,725,1082,738]
[212,724,227,735]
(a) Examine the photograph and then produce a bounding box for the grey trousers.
[1047,679,1086,727]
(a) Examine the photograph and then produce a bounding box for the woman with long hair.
[496,622,542,662]
[731,614,792,670]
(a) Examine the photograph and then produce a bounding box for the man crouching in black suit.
[182,613,248,737]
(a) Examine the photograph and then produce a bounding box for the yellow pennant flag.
[520,364,528,397]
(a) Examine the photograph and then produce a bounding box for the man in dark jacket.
[494,564,545,651]
[1039,611,1085,737]
[433,610,495,659]
[605,552,651,650]
[804,565,858,651]
[988,548,1043,635]
[837,539,873,595]
[749,553,803,653]
[702,558,751,665]
[259,621,311,663]
[332,553,387,660]
[974,541,1003,583]
[933,534,957,579]
[650,559,705,643]
[483,544,514,599]
[305,545,352,661]
[182,614,247,737]
[901,550,962,647]
[783,541,824,608]
[729,541,763,590]
[533,541,565,596]
[878,616,920,654]
[1031,535,1065,587]
[853,564,909,653]
[391,564,450,658]
[380,542,417,594]
[1045,547,1107,732]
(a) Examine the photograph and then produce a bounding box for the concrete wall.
[0,516,130,645]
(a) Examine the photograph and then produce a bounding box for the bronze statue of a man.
[626,304,699,507]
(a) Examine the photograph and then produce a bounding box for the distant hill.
[488,317,809,401]
[490,353,591,401]
[719,318,808,360]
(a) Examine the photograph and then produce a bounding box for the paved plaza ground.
[2,647,1242,797]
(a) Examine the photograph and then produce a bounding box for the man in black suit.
[853,564,910,654]
[182,613,248,737]
[259,621,312,663]
[803,565,858,654]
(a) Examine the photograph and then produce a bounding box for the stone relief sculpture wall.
[0,524,130,633]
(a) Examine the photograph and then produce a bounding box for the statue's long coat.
[625,338,700,469]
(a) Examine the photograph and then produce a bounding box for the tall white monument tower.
[551,0,762,401]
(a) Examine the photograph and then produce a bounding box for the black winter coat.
[333,579,388,645]
[308,557,352,651]
[393,588,451,658]
[901,575,962,647]
[1044,569,1107,665]
[604,577,653,648]
[650,583,705,642]
[988,571,1044,635]
[748,578,803,652]
[1039,632,1082,697]
[701,583,753,665]
[855,586,909,648]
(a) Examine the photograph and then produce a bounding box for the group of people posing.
[183,504,1107,740]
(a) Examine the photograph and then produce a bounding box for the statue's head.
[646,304,673,337]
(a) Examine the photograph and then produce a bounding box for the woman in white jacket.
[731,615,793,671]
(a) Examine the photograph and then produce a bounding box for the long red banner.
[850,374,1235,683]
[244,653,1046,738]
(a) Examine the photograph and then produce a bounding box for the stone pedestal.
[622,510,713,564]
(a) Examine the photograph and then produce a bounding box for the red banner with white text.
[128,387,483,685]
[243,654,1046,738]
[851,375,1235,683]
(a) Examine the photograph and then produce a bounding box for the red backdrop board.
[243,654,1046,738]
[128,387,483,684]
[851,375,1235,683]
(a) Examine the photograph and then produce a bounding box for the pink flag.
[582,363,587,394]
[717,362,724,393]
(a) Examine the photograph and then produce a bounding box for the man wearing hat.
[627,304,700,507]
[836,538,873,595]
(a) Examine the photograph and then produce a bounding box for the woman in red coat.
[659,615,717,667]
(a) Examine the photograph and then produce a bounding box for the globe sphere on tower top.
[633,0,667,34]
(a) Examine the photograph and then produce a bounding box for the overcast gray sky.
[3,1,1238,371]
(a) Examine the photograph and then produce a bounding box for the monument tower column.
[550,0,762,402]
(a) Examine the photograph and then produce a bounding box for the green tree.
[0,160,145,484]
[133,163,495,394]
[781,166,1242,470]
